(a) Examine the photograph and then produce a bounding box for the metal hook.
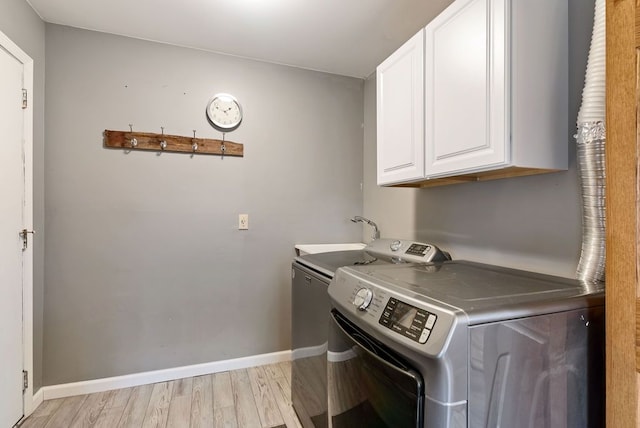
[192,130,198,152]
[159,127,167,150]
[221,133,226,159]
[128,124,137,148]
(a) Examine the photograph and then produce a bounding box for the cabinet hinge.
[23,370,28,391]
[22,89,27,109]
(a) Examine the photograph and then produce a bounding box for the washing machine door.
[328,310,424,428]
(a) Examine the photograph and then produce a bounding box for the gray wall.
[363,0,594,278]
[4,0,591,388]
[44,25,363,385]
[0,1,45,391]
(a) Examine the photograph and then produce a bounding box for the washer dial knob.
[353,288,373,311]
[390,240,402,252]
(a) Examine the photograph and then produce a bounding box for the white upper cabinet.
[376,31,424,185]
[425,0,507,176]
[377,0,568,187]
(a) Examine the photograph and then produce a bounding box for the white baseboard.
[327,349,357,363]
[42,350,291,401]
[23,387,43,418]
[291,342,327,360]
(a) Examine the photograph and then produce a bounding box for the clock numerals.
[206,93,243,132]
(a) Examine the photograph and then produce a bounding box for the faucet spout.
[351,216,380,241]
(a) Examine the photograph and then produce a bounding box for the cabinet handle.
[304,275,312,283]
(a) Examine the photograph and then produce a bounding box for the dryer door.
[328,310,424,428]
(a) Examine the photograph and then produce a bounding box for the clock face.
[206,93,243,132]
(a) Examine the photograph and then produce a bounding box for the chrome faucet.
[351,216,380,241]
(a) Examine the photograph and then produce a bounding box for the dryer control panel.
[379,297,437,344]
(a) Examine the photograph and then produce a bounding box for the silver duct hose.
[575,0,605,283]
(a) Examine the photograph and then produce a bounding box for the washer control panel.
[353,287,374,311]
[404,243,432,257]
[364,238,449,264]
[379,297,437,344]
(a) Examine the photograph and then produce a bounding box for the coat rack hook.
[127,124,137,147]
[192,130,198,152]
[159,126,167,150]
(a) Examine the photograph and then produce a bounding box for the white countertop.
[294,243,366,256]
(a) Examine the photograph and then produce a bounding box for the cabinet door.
[376,30,424,185]
[424,0,508,176]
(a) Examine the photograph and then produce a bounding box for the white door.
[376,30,425,185]
[0,43,27,428]
[424,0,508,176]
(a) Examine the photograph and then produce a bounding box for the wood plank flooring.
[20,362,302,428]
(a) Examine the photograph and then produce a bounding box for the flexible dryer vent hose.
[575,0,606,283]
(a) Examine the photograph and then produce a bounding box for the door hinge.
[22,89,27,109]
[20,229,35,250]
[23,370,28,391]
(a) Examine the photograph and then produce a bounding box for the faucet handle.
[350,216,380,241]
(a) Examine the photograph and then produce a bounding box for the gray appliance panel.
[335,261,604,326]
[295,250,382,279]
[468,306,605,427]
[294,238,450,278]
[291,263,330,427]
[329,270,461,359]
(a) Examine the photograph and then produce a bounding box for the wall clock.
[206,93,243,132]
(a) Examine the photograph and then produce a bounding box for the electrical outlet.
[239,214,249,230]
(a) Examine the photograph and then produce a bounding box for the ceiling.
[26,0,452,78]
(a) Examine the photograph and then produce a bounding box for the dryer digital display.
[379,297,437,344]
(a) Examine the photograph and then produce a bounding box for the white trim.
[0,30,35,419]
[42,350,292,401]
[291,342,327,360]
[327,349,357,363]
[28,389,43,414]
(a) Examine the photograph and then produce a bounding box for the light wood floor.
[19,362,302,428]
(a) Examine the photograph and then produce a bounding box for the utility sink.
[294,243,366,256]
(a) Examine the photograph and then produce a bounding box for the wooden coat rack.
[104,129,244,157]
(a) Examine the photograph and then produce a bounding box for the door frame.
[0,29,36,419]
[605,0,639,426]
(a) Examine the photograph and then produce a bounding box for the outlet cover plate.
[239,214,249,230]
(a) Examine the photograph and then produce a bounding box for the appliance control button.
[419,329,431,344]
[425,314,437,329]
[353,288,373,311]
[390,240,402,252]
[412,319,425,329]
